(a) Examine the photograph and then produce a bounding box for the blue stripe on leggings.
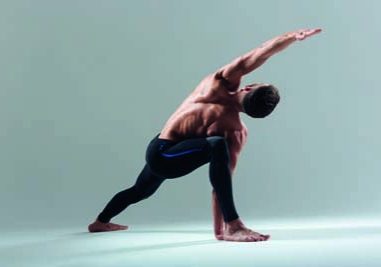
[161,148,203,158]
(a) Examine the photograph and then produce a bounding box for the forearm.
[220,28,321,84]
[238,32,297,76]
[220,31,297,83]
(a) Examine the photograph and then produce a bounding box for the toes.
[115,226,127,231]
[246,236,256,242]
[108,223,128,231]
[254,234,269,242]
[248,235,260,242]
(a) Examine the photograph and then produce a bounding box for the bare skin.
[88,28,321,240]
[88,220,128,232]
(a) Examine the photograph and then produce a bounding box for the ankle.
[225,218,244,231]
[95,219,108,224]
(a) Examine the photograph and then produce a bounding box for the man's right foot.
[88,219,129,233]
[217,218,270,242]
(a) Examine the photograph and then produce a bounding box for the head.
[241,83,280,118]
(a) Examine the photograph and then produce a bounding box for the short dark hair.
[242,84,280,118]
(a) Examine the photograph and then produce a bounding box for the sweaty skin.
[88,28,321,242]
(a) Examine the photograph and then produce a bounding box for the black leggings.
[97,133,239,223]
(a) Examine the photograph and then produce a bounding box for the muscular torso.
[159,73,248,157]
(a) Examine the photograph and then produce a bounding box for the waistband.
[152,133,176,143]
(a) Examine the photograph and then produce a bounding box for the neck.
[229,91,245,113]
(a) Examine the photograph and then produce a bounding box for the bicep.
[220,57,244,84]
[214,58,244,92]
[217,47,271,87]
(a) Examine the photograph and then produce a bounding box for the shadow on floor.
[70,229,212,236]
[69,225,381,240]
[4,224,381,254]
[71,224,381,241]
[67,225,381,258]
[81,239,219,256]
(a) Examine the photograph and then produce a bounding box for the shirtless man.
[88,28,322,242]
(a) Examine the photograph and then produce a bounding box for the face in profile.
[241,83,280,118]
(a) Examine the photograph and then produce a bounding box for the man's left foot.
[88,220,129,233]
[216,218,270,242]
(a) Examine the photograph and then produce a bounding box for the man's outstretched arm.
[217,28,322,90]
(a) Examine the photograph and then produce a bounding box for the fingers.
[299,28,322,34]
[306,28,322,36]
[296,28,322,41]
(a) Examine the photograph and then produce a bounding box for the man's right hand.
[293,28,322,41]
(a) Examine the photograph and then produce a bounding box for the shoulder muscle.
[213,70,241,92]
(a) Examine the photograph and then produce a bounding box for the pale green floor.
[1,217,381,267]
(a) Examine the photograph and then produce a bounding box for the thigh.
[151,137,212,178]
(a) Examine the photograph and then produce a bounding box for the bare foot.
[217,218,270,242]
[88,219,129,233]
[213,218,225,240]
[214,223,225,240]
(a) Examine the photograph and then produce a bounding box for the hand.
[294,28,322,41]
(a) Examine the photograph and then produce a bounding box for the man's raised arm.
[217,28,322,90]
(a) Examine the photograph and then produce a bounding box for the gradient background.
[0,0,379,229]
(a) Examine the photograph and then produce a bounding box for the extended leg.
[88,164,164,232]
[97,164,165,223]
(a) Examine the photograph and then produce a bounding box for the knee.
[206,136,230,162]
[129,189,150,203]
[206,136,228,150]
